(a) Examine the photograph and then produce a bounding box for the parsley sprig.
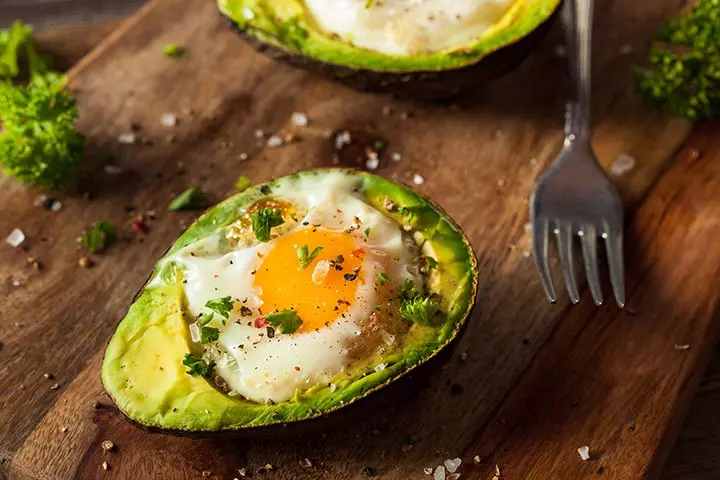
[251,208,285,242]
[398,279,440,325]
[205,296,233,318]
[295,244,323,269]
[182,353,214,377]
[197,313,220,344]
[635,0,720,121]
[266,310,303,334]
[0,21,85,189]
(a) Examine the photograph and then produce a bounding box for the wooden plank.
[464,123,720,479]
[0,0,143,31]
[1,0,700,478]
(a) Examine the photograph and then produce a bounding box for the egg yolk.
[255,228,364,333]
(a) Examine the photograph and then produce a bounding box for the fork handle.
[563,0,593,142]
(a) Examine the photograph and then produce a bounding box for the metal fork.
[529,0,625,307]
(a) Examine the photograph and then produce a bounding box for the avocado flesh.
[102,170,478,432]
[218,0,560,98]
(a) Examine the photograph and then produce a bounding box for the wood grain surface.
[1,0,719,478]
[0,0,144,31]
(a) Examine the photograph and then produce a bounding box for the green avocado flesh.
[218,0,559,72]
[102,169,477,432]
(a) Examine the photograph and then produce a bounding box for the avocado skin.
[220,11,558,100]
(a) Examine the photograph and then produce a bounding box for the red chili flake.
[351,248,365,258]
[254,317,267,328]
[294,366,301,371]
[131,220,148,234]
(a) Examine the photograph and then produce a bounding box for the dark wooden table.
[2,4,719,479]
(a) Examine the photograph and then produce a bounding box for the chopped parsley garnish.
[162,43,185,58]
[200,326,219,344]
[205,296,233,318]
[76,221,116,254]
[182,353,214,377]
[198,313,214,326]
[364,227,371,239]
[399,295,439,326]
[378,272,390,285]
[295,244,323,269]
[235,175,252,192]
[399,279,420,301]
[266,310,303,334]
[251,208,285,242]
[168,187,207,211]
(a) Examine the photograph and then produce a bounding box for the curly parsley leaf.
[0,22,84,189]
[295,244,323,269]
[635,0,720,121]
[168,187,207,211]
[266,310,303,334]
[251,208,285,242]
[205,296,233,319]
[76,221,116,254]
[182,353,215,377]
[399,296,439,326]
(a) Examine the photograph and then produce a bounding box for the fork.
[529,0,625,307]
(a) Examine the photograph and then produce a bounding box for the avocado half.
[102,169,478,434]
[218,0,560,99]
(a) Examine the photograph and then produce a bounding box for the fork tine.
[605,229,625,307]
[532,217,556,303]
[580,225,603,305]
[555,223,580,303]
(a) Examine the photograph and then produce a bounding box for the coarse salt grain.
[578,445,590,461]
[366,156,380,170]
[391,152,402,161]
[117,132,136,144]
[424,467,433,475]
[381,331,395,346]
[241,7,255,19]
[291,112,309,127]
[523,250,531,258]
[413,174,425,185]
[335,131,351,149]
[433,466,446,480]
[674,344,690,350]
[50,200,62,212]
[104,165,123,175]
[239,152,249,161]
[374,363,387,372]
[161,113,177,127]
[266,135,283,148]
[329,383,337,392]
[254,129,265,138]
[312,260,331,285]
[6,228,25,247]
[189,323,201,343]
[610,153,636,176]
[444,458,462,473]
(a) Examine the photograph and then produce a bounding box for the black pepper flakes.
[266,326,275,339]
[240,306,253,317]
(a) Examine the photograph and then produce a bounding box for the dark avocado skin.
[220,11,558,100]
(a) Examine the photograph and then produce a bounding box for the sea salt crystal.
[266,135,283,148]
[6,228,25,247]
[366,156,380,170]
[413,174,425,185]
[391,152,402,161]
[50,200,62,212]
[433,466,446,480]
[578,445,590,461]
[610,153,636,176]
[312,260,331,285]
[291,112,309,127]
[161,113,177,127]
[117,132,136,144]
[381,331,396,346]
[374,363,387,372]
[189,323,201,343]
[444,458,462,473]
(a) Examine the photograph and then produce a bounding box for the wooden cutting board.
[3,0,720,478]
